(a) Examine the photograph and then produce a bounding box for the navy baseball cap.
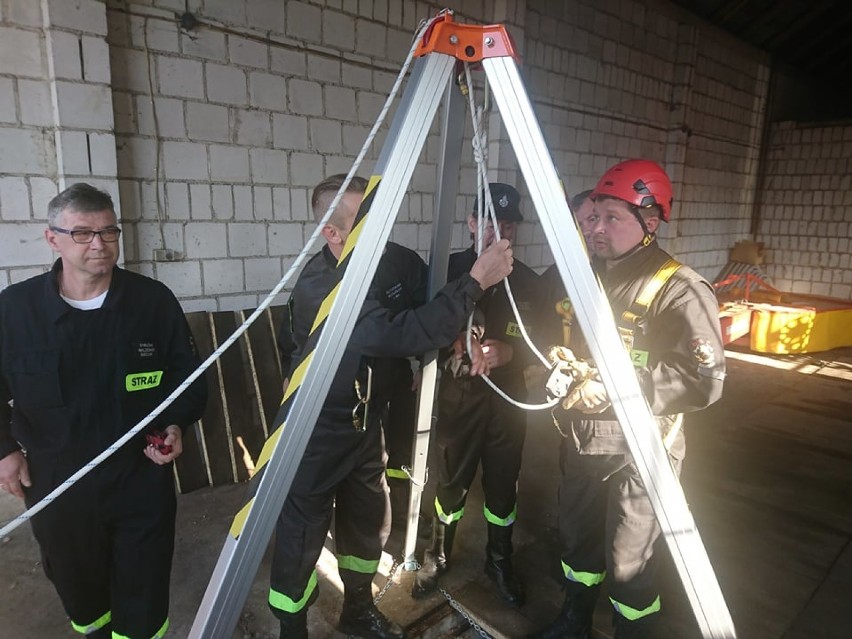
[473,182,523,222]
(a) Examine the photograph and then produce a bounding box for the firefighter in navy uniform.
[278,181,429,535]
[367,244,429,531]
[535,160,726,639]
[413,183,545,606]
[271,175,513,639]
[0,183,207,639]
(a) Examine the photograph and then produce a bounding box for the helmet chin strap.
[631,207,656,246]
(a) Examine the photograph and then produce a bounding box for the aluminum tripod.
[190,13,736,639]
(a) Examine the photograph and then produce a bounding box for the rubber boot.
[278,612,308,639]
[411,518,456,598]
[338,582,406,638]
[534,583,600,639]
[484,523,525,606]
[613,611,657,639]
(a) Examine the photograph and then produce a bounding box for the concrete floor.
[2,346,851,638]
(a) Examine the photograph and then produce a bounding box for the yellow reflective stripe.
[337,554,380,574]
[125,370,163,392]
[310,281,342,334]
[231,422,283,538]
[386,468,408,479]
[255,424,283,473]
[111,617,169,639]
[561,561,606,586]
[435,496,464,524]
[635,259,681,311]
[230,499,253,539]
[269,571,318,614]
[483,503,516,526]
[610,595,661,621]
[284,351,314,403]
[339,215,366,264]
[338,175,380,264]
[71,611,111,634]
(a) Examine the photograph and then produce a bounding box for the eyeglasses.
[49,226,121,244]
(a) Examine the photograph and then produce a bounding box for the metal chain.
[373,558,401,605]
[438,587,493,638]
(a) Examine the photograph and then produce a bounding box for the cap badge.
[498,194,509,208]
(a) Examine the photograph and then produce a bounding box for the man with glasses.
[270,175,514,639]
[0,182,207,638]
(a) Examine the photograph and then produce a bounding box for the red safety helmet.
[592,159,673,222]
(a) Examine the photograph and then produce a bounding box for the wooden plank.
[191,312,238,486]
[244,308,286,435]
[175,312,215,493]
[212,312,263,483]
[269,304,287,380]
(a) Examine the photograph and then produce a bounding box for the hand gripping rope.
[0,12,445,540]
[461,62,560,412]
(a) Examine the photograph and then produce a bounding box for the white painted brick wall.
[162,141,208,180]
[0,26,44,77]
[203,259,246,295]
[157,56,204,98]
[1,0,824,310]
[210,145,250,181]
[250,71,287,110]
[758,122,852,299]
[186,102,230,142]
[206,63,247,105]
[250,148,288,184]
[229,222,267,257]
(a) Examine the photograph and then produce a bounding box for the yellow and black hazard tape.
[230,176,382,539]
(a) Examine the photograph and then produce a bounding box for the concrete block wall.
[523,0,769,280]
[105,0,521,311]
[0,0,119,289]
[756,121,852,299]
[0,0,782,306]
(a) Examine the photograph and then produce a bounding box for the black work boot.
[411,517,456,598]
[278,611,308,639]
[338,583,406,638]
[484,523,525,606]
[534,583,600,638]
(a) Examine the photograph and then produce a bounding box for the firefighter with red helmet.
[536,160,726,638]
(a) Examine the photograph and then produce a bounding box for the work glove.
[544,346,591,400]
[544,346,610,414]
[562,376,610,414]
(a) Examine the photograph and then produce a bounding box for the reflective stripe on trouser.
[433,378,526,529]
[269,571,318,614]
[269,415,388,621]
[561,561,606,587]
[71,611,111,635]
[610,595,661,621]
[386,467,408,480]
[111,618,170,639]
[483,503,517,527]
[26,455,176,639]
[435,495,464,524]
[557,440,677,617]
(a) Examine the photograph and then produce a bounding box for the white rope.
[460,63,557,412]
[0,13,444,539]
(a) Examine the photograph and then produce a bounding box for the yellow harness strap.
[622,258,681,328]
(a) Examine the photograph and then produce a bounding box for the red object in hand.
[145,430,173,455]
